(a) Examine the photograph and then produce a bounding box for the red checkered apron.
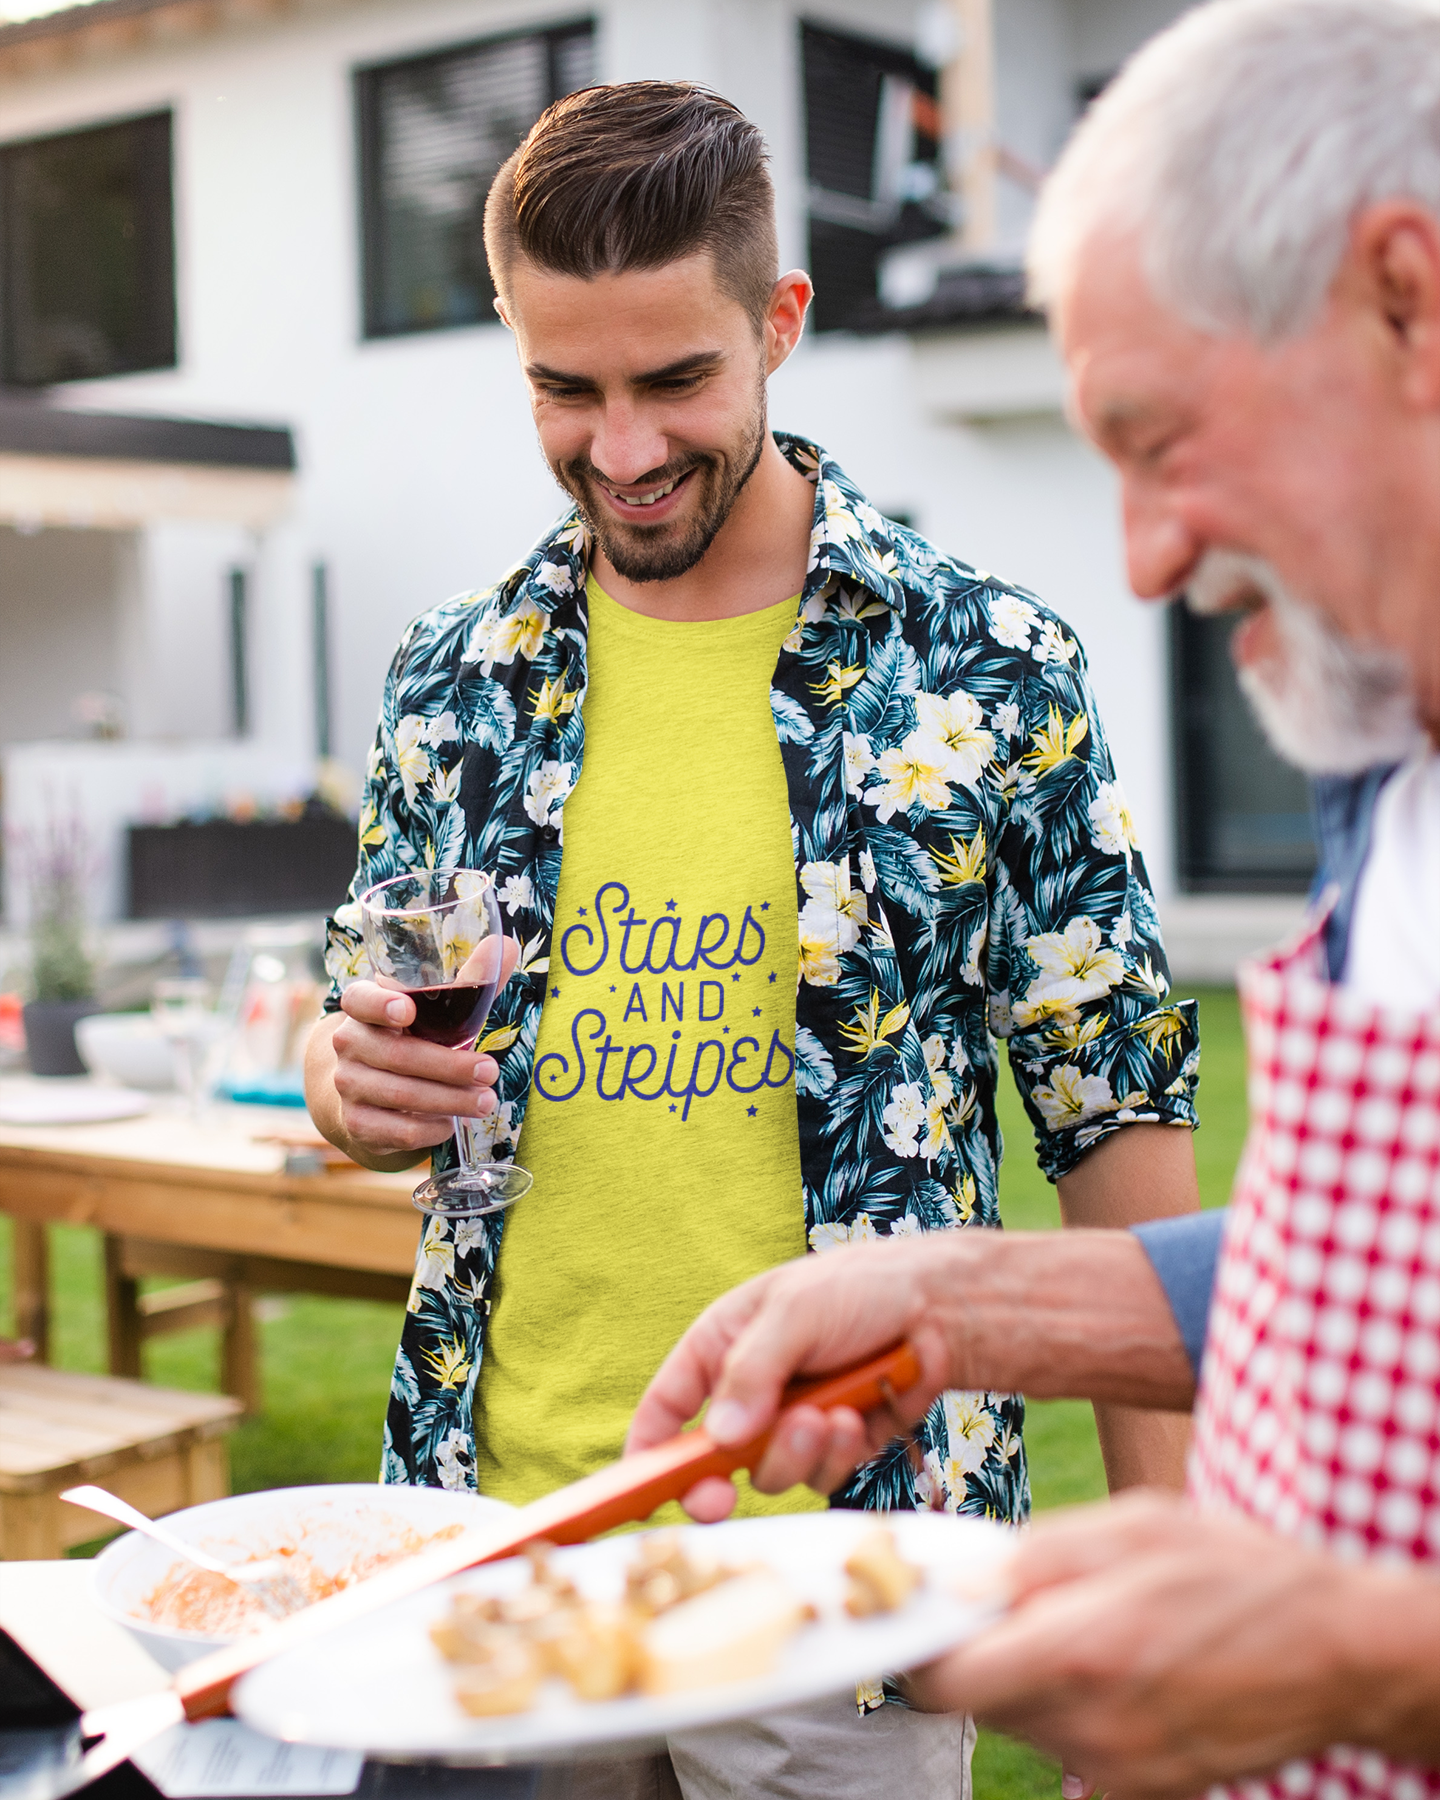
[1189,913,1440,1800]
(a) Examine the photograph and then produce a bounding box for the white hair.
[1028,0,1440,339]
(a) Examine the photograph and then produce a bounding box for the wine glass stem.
[452,1114,484,1173]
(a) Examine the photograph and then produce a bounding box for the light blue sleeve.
[1131,1209,1228,1376]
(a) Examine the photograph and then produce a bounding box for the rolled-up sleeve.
[1132,1208,1228,1376]
[986,640,1201,1182]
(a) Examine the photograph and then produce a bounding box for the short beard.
[1186,550,1424,775]
[551,384,769,584]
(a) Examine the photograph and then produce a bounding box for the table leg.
[103,1235,143,1379]
[221,1283,260,1416]
[11,1221,49,1364]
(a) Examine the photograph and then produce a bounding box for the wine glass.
[152,977,215,1118]
[358,869,532,1220]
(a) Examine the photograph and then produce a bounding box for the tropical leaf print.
[324,435,1199,1523]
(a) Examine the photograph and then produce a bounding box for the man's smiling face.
[1055,226,1440,742]
[500,252,778,584]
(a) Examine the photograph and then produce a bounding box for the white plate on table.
[0,1078,151,1124]
[233,1511,1012,1765]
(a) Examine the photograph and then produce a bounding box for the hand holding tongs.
[6,1342,921,1800]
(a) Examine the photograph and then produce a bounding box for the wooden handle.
[178,1339,920,1721]
[504,1338,923,1548]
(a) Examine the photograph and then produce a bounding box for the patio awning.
[0,397,296,530]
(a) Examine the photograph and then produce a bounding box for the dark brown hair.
[484,82,778,327]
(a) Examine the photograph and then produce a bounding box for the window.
[357,20,595,339]
[1170,608,1317,892]
[0,111,175,387]
[801,22,947,333]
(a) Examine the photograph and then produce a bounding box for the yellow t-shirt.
[475,574,824,1520]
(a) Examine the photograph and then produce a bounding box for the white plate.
[233,1511,1011,1764]
[0,1079,151,1124]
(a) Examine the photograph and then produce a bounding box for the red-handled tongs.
[30,1342,919,1799]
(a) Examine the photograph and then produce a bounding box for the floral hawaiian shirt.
[324,434,1200,1527]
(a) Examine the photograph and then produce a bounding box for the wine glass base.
[412,1163,533,1219]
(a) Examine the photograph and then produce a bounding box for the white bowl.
[90,1483,514,1671]
[75,1013,178,1091]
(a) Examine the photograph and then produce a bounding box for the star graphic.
[746,1106,758,1118]
[722,1026,729,1034]
[577,906,587,916]
[731,971,741,983]
[760,901,770,911]
[609,985,616,993]
[752,1007,761,1018]
[669,1104,677,1114]
[768,972,777,984]
[551,986,561,998]
[666,899,678,912]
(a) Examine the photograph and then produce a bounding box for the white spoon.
[60,1485,309,1620]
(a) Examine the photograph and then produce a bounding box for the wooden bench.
[0,1363,241,1559]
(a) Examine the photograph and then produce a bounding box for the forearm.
[920,1229,1196,1409]
[303,1012,429,1173]
[1345,1562,1440,1764]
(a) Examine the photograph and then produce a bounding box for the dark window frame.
[355,17,594,342]
[1169,605,1318,894]
[800,18,948,334]
[0,108,176,388]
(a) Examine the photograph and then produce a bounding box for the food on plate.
[433,1526,925,1718]
[637,1567,810,1696]
[143,1518,465,1637]
[843,1528,923,1617]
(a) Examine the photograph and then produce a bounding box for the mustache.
[1182,548,1271,618]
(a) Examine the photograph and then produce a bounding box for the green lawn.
[0,985,1247,1798]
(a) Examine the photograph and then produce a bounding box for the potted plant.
[19,812,99,1077]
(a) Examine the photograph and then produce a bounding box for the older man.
[628,2,1440,1796]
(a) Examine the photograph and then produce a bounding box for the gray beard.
[1185,550,1424,775]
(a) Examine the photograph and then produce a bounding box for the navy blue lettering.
[735,907,767,965]
[644,917,683,973]
[762,1030,795,1089]
[623,983,648,1024]
[560,883,629,975]
[618,910,650,973]
[534,1009,605,1100]
[620,1044,663,1100]
[595,1035,627,1100]
[699,980,724,1022]
[693,913,734,970]
[661,983,684,1022]
[726,1037,764,1093]
[667,1040,726,1122]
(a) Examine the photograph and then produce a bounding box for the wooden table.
[0,1097,422,1413]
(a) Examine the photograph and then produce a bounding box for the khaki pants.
[534,1698,975,1799]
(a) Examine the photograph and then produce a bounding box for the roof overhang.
[0,397,296,530]
[0,0,301,80]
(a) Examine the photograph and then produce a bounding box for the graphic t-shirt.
[475,574,823,1517]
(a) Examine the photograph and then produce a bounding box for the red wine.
[405,982,497,1048]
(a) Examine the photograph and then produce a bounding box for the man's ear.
[1346,200,1440,411]
[765,270,813,375]
[493,294,514,331]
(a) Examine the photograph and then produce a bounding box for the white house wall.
[1,0,1179,908]
[769,329,1175,902]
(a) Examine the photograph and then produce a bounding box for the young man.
[627,9,1440,1799]
[306,81,1200,1797]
